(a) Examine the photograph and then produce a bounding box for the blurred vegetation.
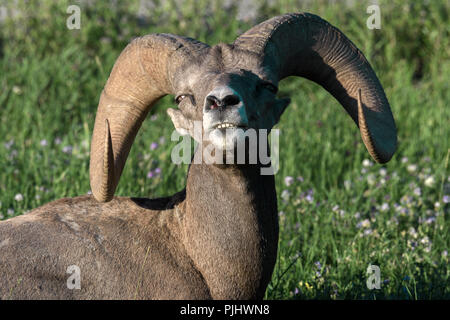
[0,0,448,299]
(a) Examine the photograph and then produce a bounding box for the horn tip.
[90,118,116,203]
[357,88,397,164]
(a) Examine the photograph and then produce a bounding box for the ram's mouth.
[213,122,248,130]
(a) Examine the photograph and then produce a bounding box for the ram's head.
[90,13,397,202]
[167,51,291,152]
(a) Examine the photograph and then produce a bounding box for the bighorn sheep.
[0,13,396,299]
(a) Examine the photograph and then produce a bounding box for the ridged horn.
[234,13,397,163]
[90,34,209,202]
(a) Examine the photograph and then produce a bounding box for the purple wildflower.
[413,187,421,196]
[425,217,436,224]
[314,261,322,270]
[62,145,73,154]
[284,176,294,186]
[443,195,450,204]
[150,142,158,150]
[4,139,14,149]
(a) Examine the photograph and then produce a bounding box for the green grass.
[0,0,449,299]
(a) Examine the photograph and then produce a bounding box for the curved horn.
[234,13,397,163]
[90,34,209,202]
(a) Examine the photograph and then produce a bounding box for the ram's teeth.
[216,123,238,129]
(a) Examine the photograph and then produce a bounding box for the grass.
[0,0,449,299]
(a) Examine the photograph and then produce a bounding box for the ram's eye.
[175,95,187,105]
[262,82,278,94]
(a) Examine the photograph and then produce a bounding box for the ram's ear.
[167,108,194,136]
[271,98,290,126]
[262,98,290,130]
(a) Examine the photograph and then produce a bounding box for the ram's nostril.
[222,94,240,107]
[205,95,220,110]
[204,90,241,111]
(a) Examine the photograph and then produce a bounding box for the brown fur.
[0,154,277,299]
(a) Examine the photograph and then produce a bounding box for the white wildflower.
[409,227,418,239]
[344,180,352,190]
[420,236,430,246]
[367,174,376,186]
[12,86,22,94]
[424,176,435,187]
[281,189,290,201]
[407,164,417,173]
[358,219,371,228]
[362,159,372,167]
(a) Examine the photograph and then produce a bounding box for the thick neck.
[181,148,279,299]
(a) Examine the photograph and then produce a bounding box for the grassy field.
[0,0,448,299]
